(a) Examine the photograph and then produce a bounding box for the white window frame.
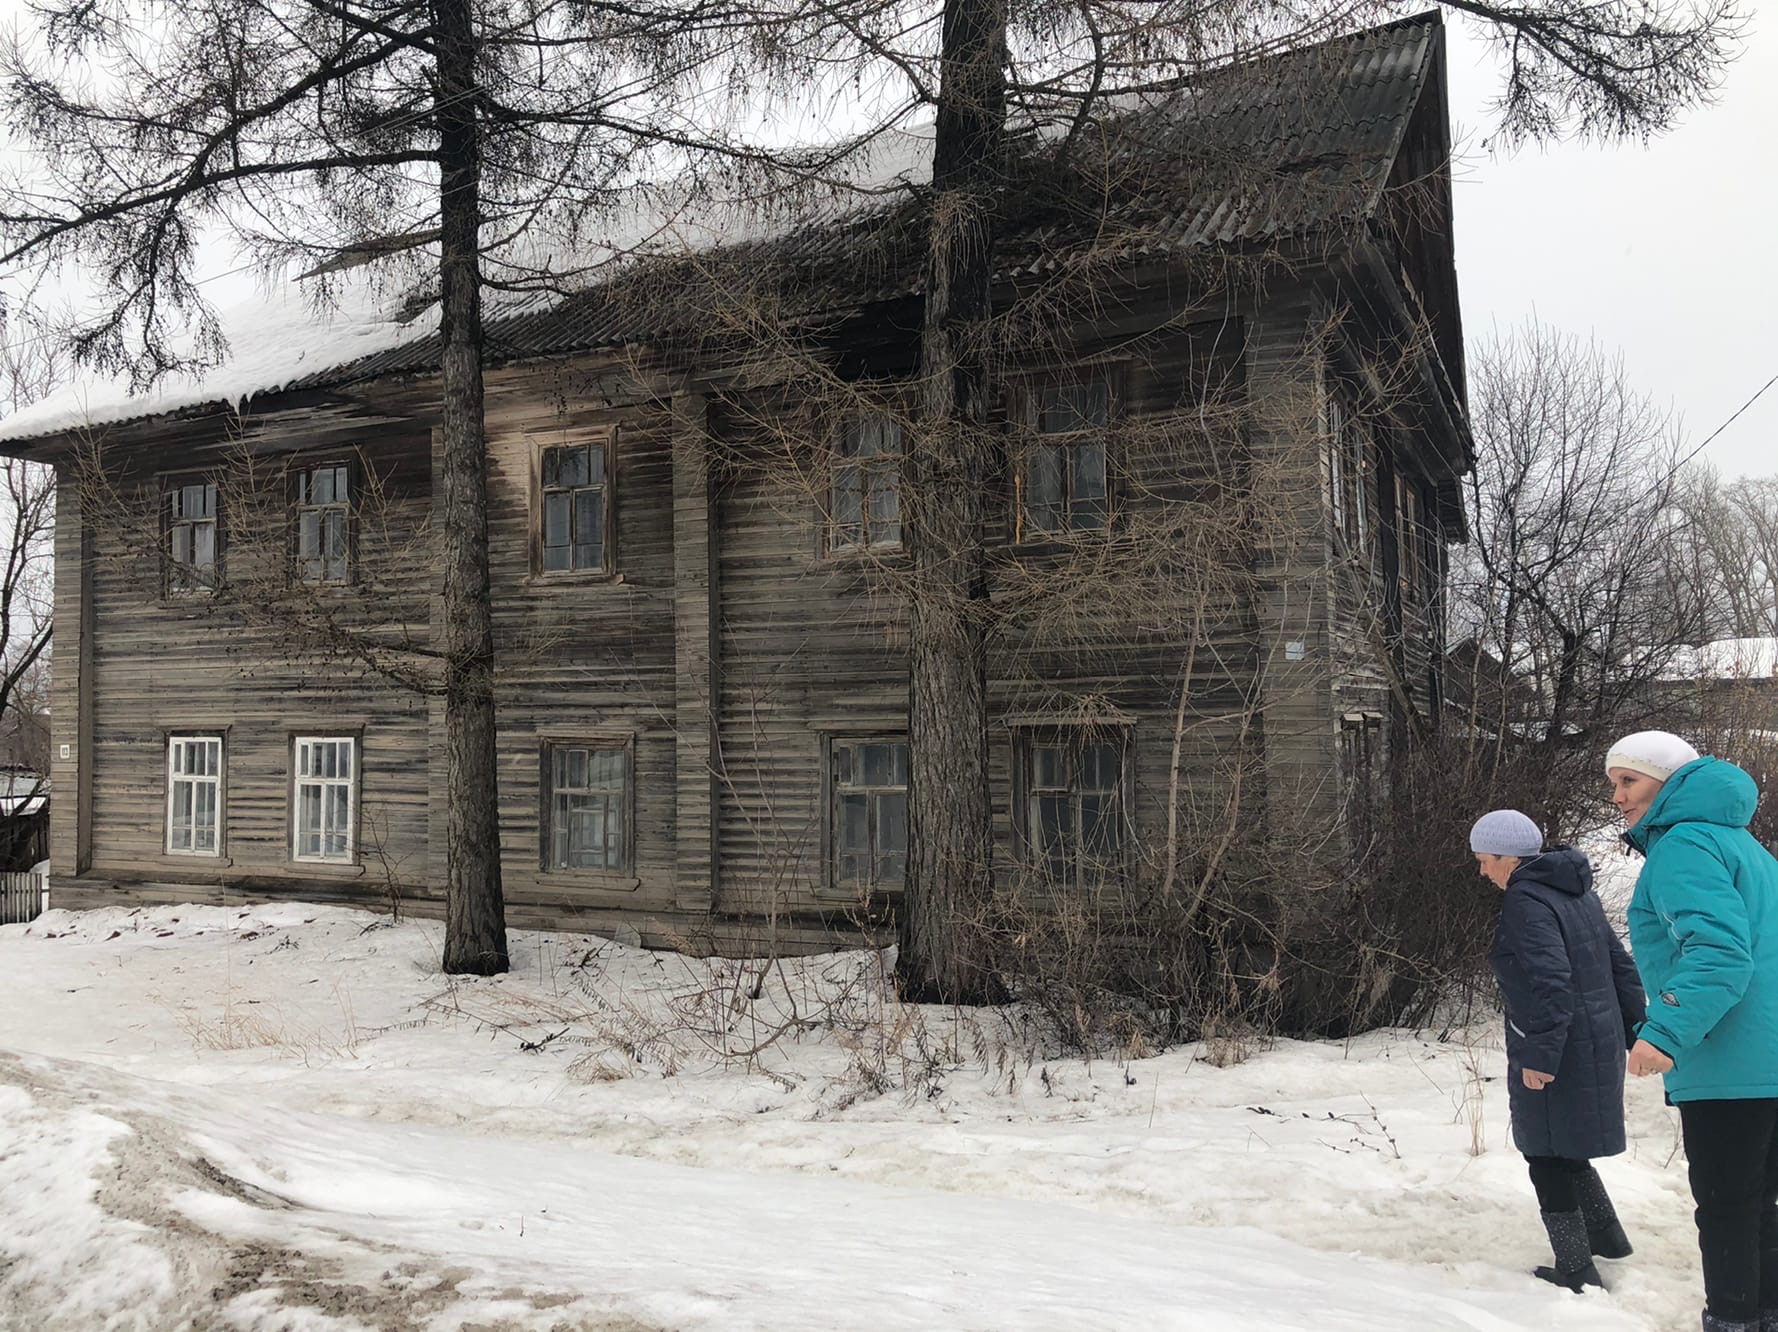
[292,735,357,864]
[165,734,224,857]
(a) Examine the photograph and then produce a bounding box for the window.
[1018,380,1110,539]
[1018,731,1127,885]
[295,463,351,583]
[828,415,902,553]
[1339,712,1383,836]
[545,743,629,872]
[167,481,219,591]
[540,441,609,573]
[1397,475,1421,607]
[1328,390,1370,555]
[166,735,223,856]
[293,736,355,863]
[830,738,908,893]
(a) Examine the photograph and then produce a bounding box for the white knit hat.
[1468,809,1544,858]
[1605,730,1701,782]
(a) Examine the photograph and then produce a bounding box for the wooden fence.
[0,866,46,925]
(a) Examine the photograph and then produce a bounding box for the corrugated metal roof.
[12,12,1441,431]
[293,13,1437,393]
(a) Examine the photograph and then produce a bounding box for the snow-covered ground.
[0,898,1701,1331]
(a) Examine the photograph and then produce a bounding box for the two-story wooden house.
[0,13,1470,953]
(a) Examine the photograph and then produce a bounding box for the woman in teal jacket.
[1610,730,1778,1332]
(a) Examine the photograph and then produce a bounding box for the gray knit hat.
[1468,809,1544,858]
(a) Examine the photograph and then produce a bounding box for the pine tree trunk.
[434,0,508,975]
[898,0,1005,1003]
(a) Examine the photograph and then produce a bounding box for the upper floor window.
[830,737,908,894]
[1327,391,1370,555]
[545,742,630,872]
[295,462,351,583]
[1018,380,1109,540]
[1396,473,1421,605]
[166,735,223,856]
[1017,730,1127,886]
[293,736,356,863]
[540,440,610,574]
[167,480,219,592]
[828,415,902,554]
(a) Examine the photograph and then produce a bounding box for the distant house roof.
[1661,638,1778,683]
[0,768,47,818]
[0,11,1447,446]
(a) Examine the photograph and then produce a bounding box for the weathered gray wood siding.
[1246,291,1342,835]
[37,267,1458,947]
[707,305,1261,920]
[65,403,438,904]
[477,366,683,922]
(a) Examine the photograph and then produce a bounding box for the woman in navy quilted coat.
[1471,809,1647,1293]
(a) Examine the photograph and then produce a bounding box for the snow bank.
[0,904,1699,1330]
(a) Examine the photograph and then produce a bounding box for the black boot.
[1577,1166,1633,1259]
[1535,1210,1605,1292]
[1703,1314,1757,1332]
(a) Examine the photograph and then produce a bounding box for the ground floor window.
[545,742,630,872]
[830,737,908,893]
[1016,730,1128,885]
[166,735,223,856]
[293,736,356,862]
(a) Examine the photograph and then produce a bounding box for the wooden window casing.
[541,740,633,874]
[1013,728,1131,887]
[1396,473,1421,609]
[165,734,224,857]
[828,736,908,894]
[292,735,357,864]
[1327,386,1376,574]
[166,479,220,593]
[294,461,353,584]
[1016,379,1112,541]
[827,415,903,554]
[538,439,613,575]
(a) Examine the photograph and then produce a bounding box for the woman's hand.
[1628,1039,1674,1076]
[1522,1068,1554,1090]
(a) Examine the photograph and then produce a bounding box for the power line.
[1676,370,1778,474]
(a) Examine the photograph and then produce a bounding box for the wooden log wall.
[37,268,1461,952]
[65,401,439,906]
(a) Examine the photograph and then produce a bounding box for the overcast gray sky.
[1442,11,1777,481]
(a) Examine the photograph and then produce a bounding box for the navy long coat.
[1487,847,1647,1160]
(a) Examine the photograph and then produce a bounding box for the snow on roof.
[0,126,937,447]
[0,768,47,817]
[1661,637,1778,682]
[0,271,443,444]
[0,14,1443,446]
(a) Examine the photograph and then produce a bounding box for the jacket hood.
[1508,845,1592,897]
[1630,757,1759,848]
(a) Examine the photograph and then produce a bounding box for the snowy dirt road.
[0,903,1697,1331]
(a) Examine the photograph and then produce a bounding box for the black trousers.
[1680,1098,1778,1322]
[1524,1154,1590,1213]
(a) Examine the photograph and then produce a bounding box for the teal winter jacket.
[1624,757,1778,1102]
